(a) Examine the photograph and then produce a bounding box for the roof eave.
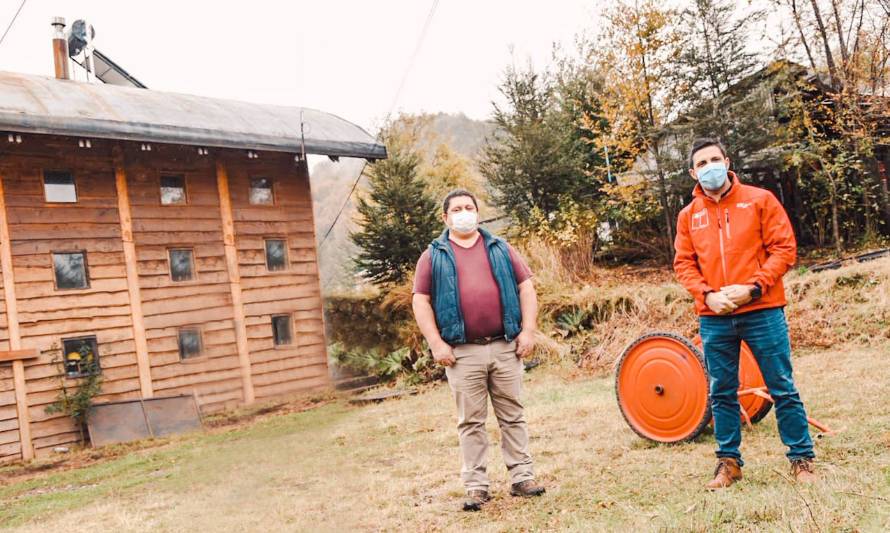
[0,112,387,160]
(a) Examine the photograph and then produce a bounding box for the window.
[272,315,293,346]
[264,239,288,271]
[44,171,77,203]
[160,175,187,205]
[62,336,100,377]
[178,328,203,359]
[53,252,89,290]
[249,177,274,205]
[169,249,196,282]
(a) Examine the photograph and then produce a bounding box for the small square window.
[62,336,100,377]
[169,249,196,282]
[264,239,288,271]
[178,328,203,359]
[160,175,187,205]
[249,177,274,205]
[44,171,77,203]
[53,252,89,290]
[272,315,293,346]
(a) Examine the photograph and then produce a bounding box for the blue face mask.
[697,162,728,191]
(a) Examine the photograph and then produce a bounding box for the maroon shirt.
[413,235,532,340]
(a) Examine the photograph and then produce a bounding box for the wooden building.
[0,64,385,462]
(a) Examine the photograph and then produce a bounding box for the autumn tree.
[588,0,681,260]
[422,143,483,204]
[771,0,890,254]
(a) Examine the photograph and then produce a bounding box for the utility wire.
[0,0,27,50]
[320,0,439,247]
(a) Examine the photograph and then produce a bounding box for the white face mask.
[449,211,478,233]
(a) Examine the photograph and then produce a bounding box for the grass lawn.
[1,341,889,532]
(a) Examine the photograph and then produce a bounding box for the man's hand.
[705,291,738,315]
[720,284,754,306]
[413,293,456,367]
[431,340,456,367]
[515,329,536,358]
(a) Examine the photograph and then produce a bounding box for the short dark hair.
[443,189,479,213]
[688,138,728,169]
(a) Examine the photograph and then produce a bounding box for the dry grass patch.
[1,340,888,532]
[527,255,890,373]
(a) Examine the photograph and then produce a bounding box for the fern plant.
[330,343,412,381]
[555,307,591,337]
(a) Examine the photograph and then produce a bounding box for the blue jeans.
[699,307,814,465]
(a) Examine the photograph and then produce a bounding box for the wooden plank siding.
[125,149,243,413]
[0,354,20,464]
[225,157,330,400]
[0,183,19,463]
[1,139,140,457]
[0,138,331,459]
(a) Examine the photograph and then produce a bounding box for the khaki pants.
[445,339,534,491]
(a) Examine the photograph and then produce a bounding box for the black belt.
[465,335,505,345]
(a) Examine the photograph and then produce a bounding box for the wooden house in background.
[0,20,386,462]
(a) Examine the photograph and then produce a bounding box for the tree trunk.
[829,175,844,256]
[830,0,850,65]
[789,168,809,244]
[874,155,890,233]
[658,169,674,262]
[863,180,874,241]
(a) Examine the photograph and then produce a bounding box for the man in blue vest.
[412,189,546,511]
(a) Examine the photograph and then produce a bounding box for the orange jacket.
[673,173,797,316]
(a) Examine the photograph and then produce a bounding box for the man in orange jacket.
[674,138,817,489]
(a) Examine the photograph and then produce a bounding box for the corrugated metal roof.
[0,71,387,160]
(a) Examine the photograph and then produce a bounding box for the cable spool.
[615,332,771,443]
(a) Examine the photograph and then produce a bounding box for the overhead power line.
[0,0,27,50]
[319,0,440,247]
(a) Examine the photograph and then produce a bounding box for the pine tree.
[669,0,771,171]
[350,139,440,286]
[479,64,606,231]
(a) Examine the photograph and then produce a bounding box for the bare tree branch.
[830,0,849,65]
[809,0,840,88]
[790,0,820,72]
[845,0,865,58]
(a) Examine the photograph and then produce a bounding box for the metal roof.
[0,71,387,160]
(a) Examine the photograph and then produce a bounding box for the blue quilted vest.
[428,228,522,345]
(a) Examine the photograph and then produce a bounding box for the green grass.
[1,342,889,532]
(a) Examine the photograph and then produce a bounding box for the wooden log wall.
[0,136,331,461]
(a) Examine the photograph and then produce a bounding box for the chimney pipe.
[51,17,70,80]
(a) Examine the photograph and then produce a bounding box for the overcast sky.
[0,0,599,133]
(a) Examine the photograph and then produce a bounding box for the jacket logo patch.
[736,202,752,209]
[691,209,709,230]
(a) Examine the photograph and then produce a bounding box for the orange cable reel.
[616,332,836,442]
[615,332,769,443]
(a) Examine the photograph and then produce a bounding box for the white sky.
[0,0,600,133]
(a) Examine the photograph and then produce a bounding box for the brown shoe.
[706,458,743,490]
[462,490,490,512]
[791,458,817,483]
[510,479,546,497]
